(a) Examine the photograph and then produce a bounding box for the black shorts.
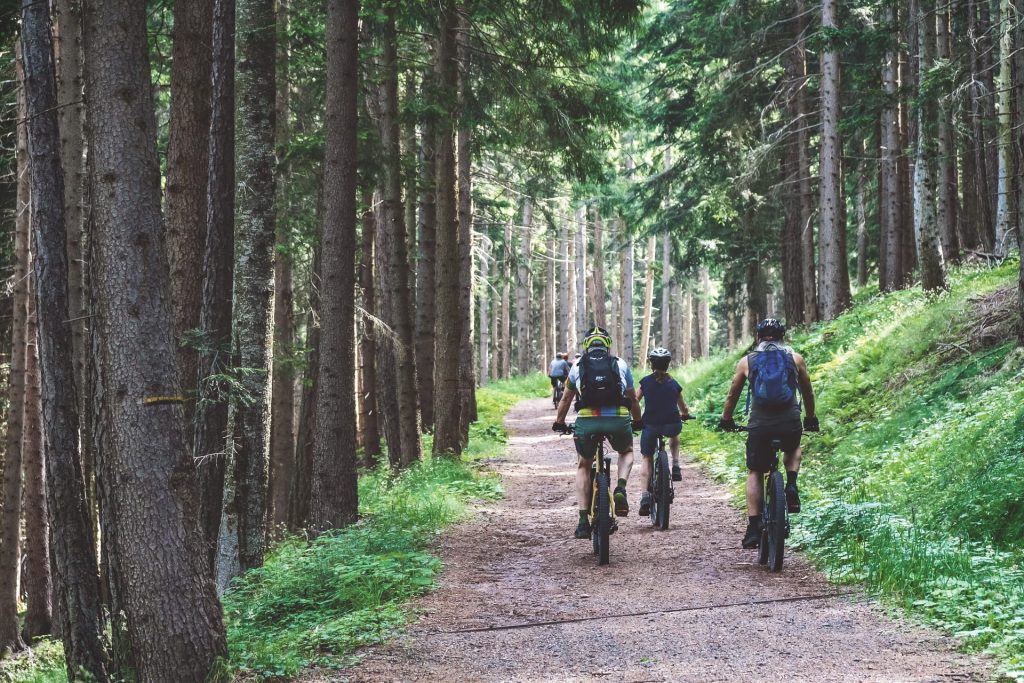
[745,428,801,472]
[550,376,566,389]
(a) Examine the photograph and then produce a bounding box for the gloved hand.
[631,419,644,433]
[552,421,569,434]
[680,413,694,421]
[804,415,820,432]
[718,416,738,432]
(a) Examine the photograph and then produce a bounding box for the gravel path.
[335,398,988,682]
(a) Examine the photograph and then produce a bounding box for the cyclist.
[718,318,819,549]
[553,327,643,539]
[635,347,692,517]
[548,352,571,405]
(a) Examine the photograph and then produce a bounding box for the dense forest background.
[0,0,1022,680]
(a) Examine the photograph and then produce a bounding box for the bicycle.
[737,426,788,572]
[646,416,693,531]
[563,423,615,565]
[552,377,565,408]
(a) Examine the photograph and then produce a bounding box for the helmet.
[756,318,786,340]
[582,326,612,350]
[648,346,671,370]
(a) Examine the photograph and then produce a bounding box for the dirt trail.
[339,398,988,682]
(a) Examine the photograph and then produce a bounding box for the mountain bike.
[738,426,788,572]
[552,377,565,408]
[646,416,693,531]
[565,423,615,565]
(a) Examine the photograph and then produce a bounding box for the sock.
[786,471,798,487]
[617,478,627,490]
[579,510,589,522]
[748,515,760,527]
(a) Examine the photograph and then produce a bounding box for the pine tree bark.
[793,0,817,321]
[290,245,319,527]
[935,1,960,263]
[818,0,852,319]
[416,77,438,426]
[311,0,359,531]
[372,195,406,471]
[432,0,462,455]
[914,0,946,291]
[638,235,655,362]
[543,237,554,362]
[621,221,634,366]
[225,0,277,572]
[880,0,903,292]
[0,67,29,651]
[994,0,1017,255]
[194,0,235,564]
[660,233,671,348]
[559,213,571,352]
[590,207,606,329]
[479,240,491,386]
[699,268,711,357]
[515,198,534,372]
[22,261,52,641]
[21,3,107,678]
[456,17,476,438]
[967,0,995,251]
[681,288,693,362]
[499,220,512,378]
[575,205,588,335]
[856,166,869,287]
[166,0,214,431]
[269,0,295,532]
[780,142,804,323]
[359,195,381,462]
[82,0,230,675]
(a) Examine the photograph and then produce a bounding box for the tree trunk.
[479,240,491,386]
[515,198,534,372]
[359,194,381,462]
[21,3,108,679]
[856,161,869,287]
[995,0,1017,255]
[22,259,52,642]
[311,0,359,531]
[559,213,571,352]
[621,221,634,366]
[82,0,230,675]
[499,220,512,378]
[290,246,319,528]
[543,236,554,363]
[269,0,295,532]
[372,194,406,470]
[225,0,277,573]
[590,207,606,329]
[166,0,214,433]
[575,205,588,336]
[416,70,437,426]
[966,0,995,250]
[194,0,235,566]
[0,67,28,651]
[699,268,711,357]
[488,239,499,380]
[793,0,817,321]
[456,22,476,438]
[915,0,946,291]
[818,0,852,319]
[638,235,655,362]
[660,233,671,348]
[432,0,462,455]
[681,288,692,362]
[780,140,804,323]
[881,1,903,292]
[935,1,960,263]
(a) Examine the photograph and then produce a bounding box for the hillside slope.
[678,262,1024,678]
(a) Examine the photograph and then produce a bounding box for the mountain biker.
[553,326,643,539]
[718,318,819,549]
[635,347,692,517]
[548,352,571,404]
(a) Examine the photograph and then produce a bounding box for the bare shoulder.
[791,351,808,368]
[735,355,749,375]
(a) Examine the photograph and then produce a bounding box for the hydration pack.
[746,343,798,412]
[575,347,626,409]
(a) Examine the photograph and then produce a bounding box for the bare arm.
[793,353,815,418]
[555,387,575,424]
[721,356,749,421]
[624,388,641,421]
[677,392,691,419]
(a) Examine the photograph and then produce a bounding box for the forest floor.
[327,398,990,682]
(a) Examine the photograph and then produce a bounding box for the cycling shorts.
[640,421,682,456]
[746,427,801,472]
[573,416,632,460]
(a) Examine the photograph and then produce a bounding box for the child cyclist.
[636,347,692,517]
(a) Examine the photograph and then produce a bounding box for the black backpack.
[575,347,626,409]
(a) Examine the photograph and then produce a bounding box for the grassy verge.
[677,261,1024,680]
[0,638,64,683]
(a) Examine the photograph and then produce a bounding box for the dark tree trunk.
[416,69,438,429]
[880,0,903,291]
[311,0,359,531]
[194,0,235,568]
[432,0,463,456]
[22,260,52,642]
[20,3,108,679]
[935,0,960,263]
[780,142,804,324]
[0,63,28,651]
[166,0,214,432]
[359,194,381,465]
[289,247,320,530]
[269,0,295,533]
[224,0,277,575]
[793,0,817,322]
[82,0,230,677]
[456,12,475,441]
[373,194,406,470]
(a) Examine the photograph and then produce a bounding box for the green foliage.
[0,639,67,683]
[678,263,1024,679]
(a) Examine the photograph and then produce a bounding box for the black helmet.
[756,318,786,340]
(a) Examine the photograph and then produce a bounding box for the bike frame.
[589,438,613,523]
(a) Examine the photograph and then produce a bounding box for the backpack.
[575,348,625,409]
[745,343,798,413]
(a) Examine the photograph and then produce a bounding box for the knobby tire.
[767,470,787,571]
[655,450,671,530]
[595,470,611,565]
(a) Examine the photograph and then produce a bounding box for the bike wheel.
[655,450,671,530]
[766,470,787,572]
[594,471,611,565]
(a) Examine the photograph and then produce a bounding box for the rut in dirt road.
[341,398,988,682]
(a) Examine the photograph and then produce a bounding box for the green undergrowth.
[0,638,65,683]
[678,261,1024,679]
[222,376,545,679]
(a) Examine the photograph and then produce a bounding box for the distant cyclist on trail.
[553,327,643,539]
[548,352,571,404]
[718,318,819,549]
[635,347,692,518]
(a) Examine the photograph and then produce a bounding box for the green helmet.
[582,326,612,351]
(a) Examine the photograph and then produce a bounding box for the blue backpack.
[745,344,798,413]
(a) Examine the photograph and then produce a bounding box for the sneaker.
[671,464,682,482]
[574,518,592,539]
[638,492,652,517]
[613,486,629,516]
[786,483,801,513]
[742,519,762,549]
